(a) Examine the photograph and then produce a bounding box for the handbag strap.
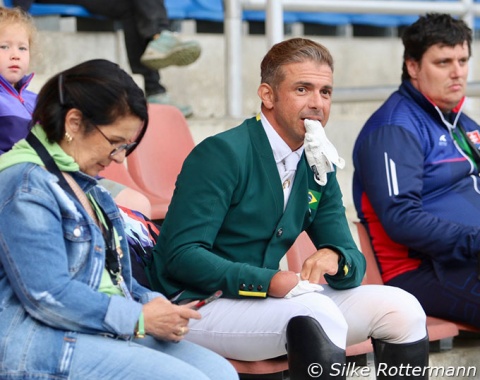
[26,133,79,202]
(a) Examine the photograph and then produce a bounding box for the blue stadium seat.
[396,15,420,26]
[4,0,94,18]
[294,12,351,26]
[165,0,193,20]
[242,10,298,24]
[348,14,401,28]
[29,3,92,17]
[187,0,224,22]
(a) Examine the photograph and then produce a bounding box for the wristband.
[135,312,145,338]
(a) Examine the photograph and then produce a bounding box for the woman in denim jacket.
[0,59,237,380]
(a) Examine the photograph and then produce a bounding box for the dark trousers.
[35,0,169,95]
[388,260,480,327]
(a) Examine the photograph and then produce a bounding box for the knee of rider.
[381,288,427,343]
[290,298,348,347]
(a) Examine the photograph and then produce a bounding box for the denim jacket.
[0,161,162,378]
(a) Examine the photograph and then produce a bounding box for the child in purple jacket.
[0,6,37,155]
[0,7,153,216]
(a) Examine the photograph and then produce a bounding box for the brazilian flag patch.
[308,190,321,210]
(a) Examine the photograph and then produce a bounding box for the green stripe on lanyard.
[452,128,477,170]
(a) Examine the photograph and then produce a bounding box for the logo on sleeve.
[466,130,480,148]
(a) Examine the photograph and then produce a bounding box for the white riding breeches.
[186,284,427,361]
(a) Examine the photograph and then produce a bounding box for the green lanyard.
[452,127,478,170]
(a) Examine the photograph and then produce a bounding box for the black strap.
[26,133,79,202]
[96,201,121,280]
[26,132,121,281]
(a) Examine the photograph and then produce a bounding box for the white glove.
[284,274,324,298]
[304,119,345,186]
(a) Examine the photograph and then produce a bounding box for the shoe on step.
[141,30,201,71]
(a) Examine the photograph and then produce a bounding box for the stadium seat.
[100,161,143,193]
[227,357,288,379]
[99,162,152,218]
[348,14,401,28]
[187,0,224,22]
[396,14,420,26]
[165,0,192,20]
[3,0,94,18]
[126,104,195,221]
[242,10,298,24]
[294,11,351,26]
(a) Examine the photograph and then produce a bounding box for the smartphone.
[192,290,223,310]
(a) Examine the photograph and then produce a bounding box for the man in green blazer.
[149,38,429,380]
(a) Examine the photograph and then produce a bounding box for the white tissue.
[284,274,324,298]
[304,119,345,186]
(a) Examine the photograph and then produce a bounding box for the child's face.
[0,23,30,87]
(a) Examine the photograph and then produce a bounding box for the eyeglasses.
[93,124,137,157]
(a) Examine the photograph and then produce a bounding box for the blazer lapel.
[248,116,284,216]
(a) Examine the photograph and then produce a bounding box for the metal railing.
[224,0,480,117]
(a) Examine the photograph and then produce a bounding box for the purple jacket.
[0,73,37,155]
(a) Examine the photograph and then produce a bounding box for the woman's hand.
[142,297,201,342]
[268,270,299,298]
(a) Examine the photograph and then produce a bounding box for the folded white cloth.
[284,274,324,298]
[304,119,345,186]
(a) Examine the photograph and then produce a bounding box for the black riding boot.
[372,336,429,379]
[286,316,346,380]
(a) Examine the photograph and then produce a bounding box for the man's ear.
[257,83,275,110]
[64,108,83,135]
[405,59,419,80]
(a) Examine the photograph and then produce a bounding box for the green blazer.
[149,116,366,301]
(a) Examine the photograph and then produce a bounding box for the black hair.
[401,13,472,81]
[32,59,148,154]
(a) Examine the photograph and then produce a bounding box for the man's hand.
[268,270,299,298]
[300,248,340,283]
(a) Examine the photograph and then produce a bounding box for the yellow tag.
[238,290,267,298]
